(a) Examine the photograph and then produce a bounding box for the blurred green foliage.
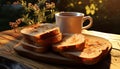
[20,0,56,25]
[0,0,56,31]
[0,0,120,34]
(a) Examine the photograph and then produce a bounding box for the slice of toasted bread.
[21,23,61,42]
[61,46,102,65]
[60,37,111,65]
[21,40,47,53]
[85,38,110,56]
[52,34,85,52]
[24,33,62,47]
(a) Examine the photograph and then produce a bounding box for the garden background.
[0,0,120,34]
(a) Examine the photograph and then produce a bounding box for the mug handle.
[82,16,93,29]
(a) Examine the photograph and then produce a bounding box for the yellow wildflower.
[85,3,98,15]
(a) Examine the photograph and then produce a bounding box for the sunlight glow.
[69,3,74,7]
[99,0,103,3]
[78,1,82,5]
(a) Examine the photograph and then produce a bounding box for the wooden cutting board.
[14,34,112,66]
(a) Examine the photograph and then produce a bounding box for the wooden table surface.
[0,29,120,69]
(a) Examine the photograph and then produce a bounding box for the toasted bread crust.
[38,28,60,40]
[53,42,85,52]
[60,38,111,65]
[21,40,47,53]
[21,23,61,42]
[61,50,102,65]
[24,33,62,47]
[52,34,85,52]
[85,38,111,56]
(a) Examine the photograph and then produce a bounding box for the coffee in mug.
[55,12,93,34]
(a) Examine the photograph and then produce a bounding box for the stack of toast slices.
[20,23,112,65]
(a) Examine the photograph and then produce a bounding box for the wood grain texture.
[0,29,120,69]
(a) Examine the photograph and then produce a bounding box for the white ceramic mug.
[55,12,93,34]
